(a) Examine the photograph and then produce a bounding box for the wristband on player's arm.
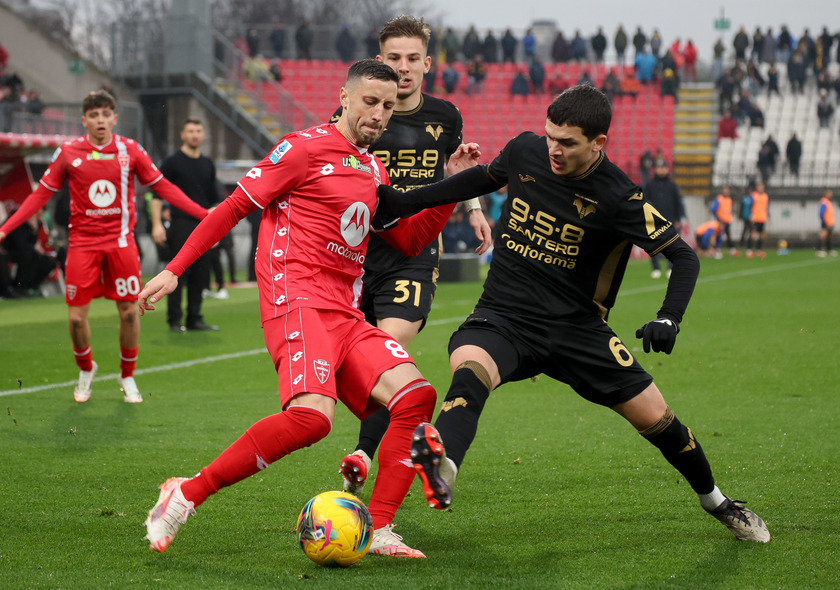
[376,165,502,219]
[463,197,483,212]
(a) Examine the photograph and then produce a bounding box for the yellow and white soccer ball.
[296,491,373,567]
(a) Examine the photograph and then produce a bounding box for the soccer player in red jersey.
[138,59,479,558]
[0,90,209,403]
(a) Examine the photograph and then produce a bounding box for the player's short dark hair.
[183,118,204,128]
[346,58,400,87]
[379,15,431,50]
[82,90,116,114]
[546,84,611,140]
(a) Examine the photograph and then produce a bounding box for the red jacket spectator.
[0,43,9,69]
[717,110,738,141]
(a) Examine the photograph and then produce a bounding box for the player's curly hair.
[82,90,116,114]
[379,15,431,50]
[547,84,612,140]
[346,58,400,86]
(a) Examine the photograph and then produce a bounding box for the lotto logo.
[321,163,335,175]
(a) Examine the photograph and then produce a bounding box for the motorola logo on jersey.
[339,202,370,247]
[88,179,117,207]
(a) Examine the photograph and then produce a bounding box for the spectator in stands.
[245,28,260,57]
[634,47,657,84]
[361,26,379,58]
[269,59,283,83]
[759,28,777,64]
[614,25,628,66]
[670,39,685,79]
[462,25,481,61]
[786,133,802,176]
[569,30,587,62]
[424,61,437,93]
[442,62,460,94]
[751,27,764,63]
[660,49,677,81]
[639,149,655,186]
[745,62,765,97]
[295,20,313,60]
[511,70,530,96]
[578,69,595,88]
[501,28,518,63]
[551,31,570,64]
[482,30,499,63]
[546,71,570,95]
[716,67,737,114]
[733,26,750,63]
[777,26,795,63]
[767,63,780,95]
[788,50,807,93]
[0,42,8,70]
[466,54,487,95]
[522,28,537,64]
[24,90,44,115]
[335,25,357,63]
[712,38,725,83]
[442,204,480,254]
[242,55,270,81]
[442,27,460,62]
[757,135,779,184]
[650,28,663,58]
[632,27,647,57]
[270,23,286,58]
[600,69,621,103]
[619,72,639,97]
[661,67,678,103]
[717,109,738,142]
[682,39,698,83]
[816,69,833,94]
[819,27,834,67]
[428,27,439,64]
[529,56,546,93]
[591,27,607,63]
[817,89,834,128]
[799,29,817,69]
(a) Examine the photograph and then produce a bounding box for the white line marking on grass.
[5,258,833,398]
[0,349,265,397]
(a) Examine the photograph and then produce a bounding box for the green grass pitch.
[1,250,838,589]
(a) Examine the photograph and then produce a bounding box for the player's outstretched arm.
[138,270,178,315]
[446,142,482,176]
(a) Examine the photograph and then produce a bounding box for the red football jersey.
[41,134,162,250]
[235,124,389,323]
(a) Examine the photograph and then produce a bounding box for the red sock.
[181,405,332,507]
[73,346,94,372]
[367,379,437,529]
[120,346,138,378]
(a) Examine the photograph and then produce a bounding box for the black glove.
[635,318,680,354]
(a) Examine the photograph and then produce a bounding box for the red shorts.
[263,308,415,419]
[64,243,142,306]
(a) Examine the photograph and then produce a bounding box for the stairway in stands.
[672,83,717,196]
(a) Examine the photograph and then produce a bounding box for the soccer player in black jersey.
[381,84,770,543]
[333,16,492,504]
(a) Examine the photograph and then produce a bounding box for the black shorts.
[360,266,439,328]
[448,307,652,407]
[752,222,766,233]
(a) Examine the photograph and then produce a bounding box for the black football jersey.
[332,94,463,271]
[481,132,679,320]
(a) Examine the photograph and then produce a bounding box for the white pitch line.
[3,257,834,398]
[0,349,265,397]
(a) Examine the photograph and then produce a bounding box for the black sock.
[355,406,390,459]
[434,363,491,468]
[640,408,715,494]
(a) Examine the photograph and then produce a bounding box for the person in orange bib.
[710,185,738,256]
[695,220,722,257]
[747,181,769,258]
[817,188,835,257]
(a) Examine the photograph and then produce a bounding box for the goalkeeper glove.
[635,318,680,354]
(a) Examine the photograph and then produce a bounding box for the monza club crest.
[313,359,331,384]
